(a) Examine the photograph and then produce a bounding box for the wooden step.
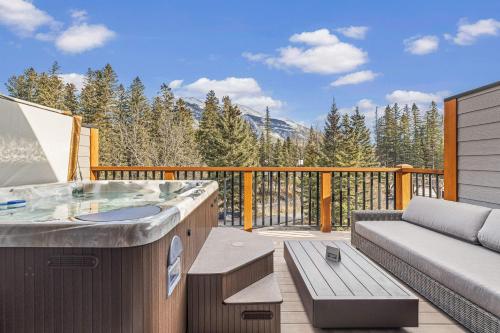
[188,228,281,332]
[189,227,275,299]
[189,227,274,275]
[224,273,282,305]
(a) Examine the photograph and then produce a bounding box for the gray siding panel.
[457,87,500,207]
[77,130,91,180]
[457,122,500,141]
[459,184,500,205]
[458,105,500,128]
[78,146,90,157]
[458,155,500,172]
[457,86,500,113]
[80,127,90,136]
[458,139,500,156]
[458,198,500,209]
[458,170,500,188]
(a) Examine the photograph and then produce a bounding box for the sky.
[1,0,499,127]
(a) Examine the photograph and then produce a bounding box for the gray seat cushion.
[402,197,491,243]
[479,209,500,253]
[355,220,500,318]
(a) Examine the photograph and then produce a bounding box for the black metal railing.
[91,166,444,229]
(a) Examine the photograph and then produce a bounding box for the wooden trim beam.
[444,99,458,201]
[320,172,332,233]
[91,166,402,173]
[243,172,253,232]
[67,116,82,181]
[90,128,99,180]
[396,164,413,210]
[402,167,443,175]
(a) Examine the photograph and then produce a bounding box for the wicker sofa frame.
[351,210,500,333]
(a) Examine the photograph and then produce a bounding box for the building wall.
[0,95,73,187]
[457,84,500,208]
[77,126,91,180]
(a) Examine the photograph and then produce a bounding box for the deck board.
[254,228,467,333]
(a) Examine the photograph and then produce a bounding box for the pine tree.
[213,96,258,166]
[410,103,425,167]
[423,101,443,168]
[63,83,79,114]
[5,67,38,101]
[260,107,273,166]
[173,98,200,165]
[399,105,412,164]
[304,127,322,166]
[123,77,151,165]
[349,108,378,166]
[196,90,221,166]
[109,83,129,165]
[321,97,341,166]
[34,62,65,109]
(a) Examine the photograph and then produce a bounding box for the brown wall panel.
[0,191,218,333]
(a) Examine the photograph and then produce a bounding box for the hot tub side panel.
[0,191,218,333]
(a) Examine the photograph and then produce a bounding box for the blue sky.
[1,0,499,126]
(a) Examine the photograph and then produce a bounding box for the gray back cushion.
[402,196,491,243]
[478,209,500,252]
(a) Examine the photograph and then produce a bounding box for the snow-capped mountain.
[183,97,309,140]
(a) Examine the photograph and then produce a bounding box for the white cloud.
[357,98,377,111]
[0,0,55,35]
[386,90,446,108]
[336,26,369,39]
[243,28,368,75]
[55,23,115,53]
[289,28,339,45]
[404,35,439,55]
[445,18,500,45]
[172,77,283,112]
[70,9,88,24]
[331,70,378,87]
[0,1,114,54]
[59,73,86,91]
[242,52,269,62]
[169,79,184,89]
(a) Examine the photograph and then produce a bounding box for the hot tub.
[0,180,218,333]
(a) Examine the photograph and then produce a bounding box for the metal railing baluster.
[285,171,289,225]
[293,172,296,224]
[339,172,343,226]
[269,172,273,226]
[300,171,304,224]
[277,172,281,225]
[370,172,374,210]
[347,172,351,226]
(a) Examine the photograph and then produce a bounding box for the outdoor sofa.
[352,196,500,333]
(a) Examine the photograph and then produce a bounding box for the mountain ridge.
[183,97,309,140]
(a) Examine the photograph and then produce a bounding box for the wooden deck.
[254,228,468,333]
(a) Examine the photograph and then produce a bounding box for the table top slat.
[335,241,410,297]
[286,240,335,296]
[302,241,366,296]
[311,241,385,296]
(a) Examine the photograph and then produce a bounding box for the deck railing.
[90,165,444,232]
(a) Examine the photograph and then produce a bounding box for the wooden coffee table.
[284,240,418,328]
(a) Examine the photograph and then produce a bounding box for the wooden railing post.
[90,128,99,181]
[320,172,332,232]
[243,171,253,232]
[444,98,458,201]
[395,164,412,210]
[163,172,175,180]
[67,116,82,181]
